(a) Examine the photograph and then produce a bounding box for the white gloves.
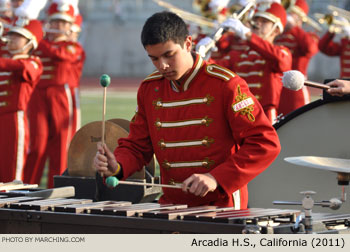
[343,25,350,38]
[286,14,296,27]
[195,36,216,58]
[221,18,251,40]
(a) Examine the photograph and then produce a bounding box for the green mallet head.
[100,74,111,88]
[106,176,119,188]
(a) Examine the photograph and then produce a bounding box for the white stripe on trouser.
[74,87,81,131]
[232,190,241,210]
[64,84,74,151]
[15,111,25,180]
[302,86,310,104]
[270,108,277,125]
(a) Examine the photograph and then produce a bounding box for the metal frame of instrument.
[1,197,350,234]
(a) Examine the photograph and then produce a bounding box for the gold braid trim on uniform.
[232,85,255,122]
[152,94,214,109]
[158,136,214,150]
[155,116,213,130]
[205,64,235,81]
[143,71,163,82]
[162,157,215,171]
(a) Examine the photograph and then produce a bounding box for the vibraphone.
[0,196,350,234]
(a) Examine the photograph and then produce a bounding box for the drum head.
[248,99,350,213]
[68,121,129,177]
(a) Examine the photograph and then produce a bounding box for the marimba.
[1,196,350,234]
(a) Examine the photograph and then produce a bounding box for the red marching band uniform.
[212,3,292,124]
[23,2,83,188]
[0,19,43,182]
[318,32,350,79]
[114,54,281,209]
[69,13,85,136]
[275,0,319,116]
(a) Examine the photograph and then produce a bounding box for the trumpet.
[196,0,256,59]
[281,0,322,32]
[314,13,349,34]
[154,0,216,29]
[327,5,350,21]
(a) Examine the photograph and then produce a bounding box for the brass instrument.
[282,0,322,32]
[281,0,296,9]
[327,4,350,21]
[314,13,349,34]
[153,0,216,28]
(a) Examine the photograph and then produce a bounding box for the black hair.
[141,11,189,48]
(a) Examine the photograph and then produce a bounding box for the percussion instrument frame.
[0,206,349,234]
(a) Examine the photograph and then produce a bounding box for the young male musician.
[94,11,281,209]
[198,2,292,123]
[0,18,43,182]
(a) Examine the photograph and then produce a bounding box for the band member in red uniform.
[276,0,319,116]
[94,12,281,209]
[0,18,43,182]
[68,13,85,138]
[318,22,350,79]
[198,2,292,123]
[23,1,83,188]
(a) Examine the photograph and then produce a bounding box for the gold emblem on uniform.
[232,85,255,122]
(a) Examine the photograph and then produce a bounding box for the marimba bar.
[0,195,350,234]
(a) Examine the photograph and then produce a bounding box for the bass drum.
[248,97,350,213]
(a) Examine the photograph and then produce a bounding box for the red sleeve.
[0,57,42,84]
[38,40,84,62]
[249,33,292,72]
[210,76,281,194]
[209,50,240,70]
[0,58,24,71]
[20,58,43,84]
[114,83,154,179]
[318,32,342,56]
[293,26,319,57]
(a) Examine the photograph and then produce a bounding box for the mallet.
[99,74,111,177]
[282,70,330,91]
[100,74,111,145]
[106,176,183,189]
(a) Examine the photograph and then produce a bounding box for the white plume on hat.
[53,0,79,15]
[0,0,11,12]
[238,0,255,6]
[256,0,281,3]
[52,0,80,15]
[209,0,230,10]
[15,0,48,19]
[71,0,79,15]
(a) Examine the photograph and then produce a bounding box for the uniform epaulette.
[280,46,290,56]
[205,64,236,82]
[143,71,163,82]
